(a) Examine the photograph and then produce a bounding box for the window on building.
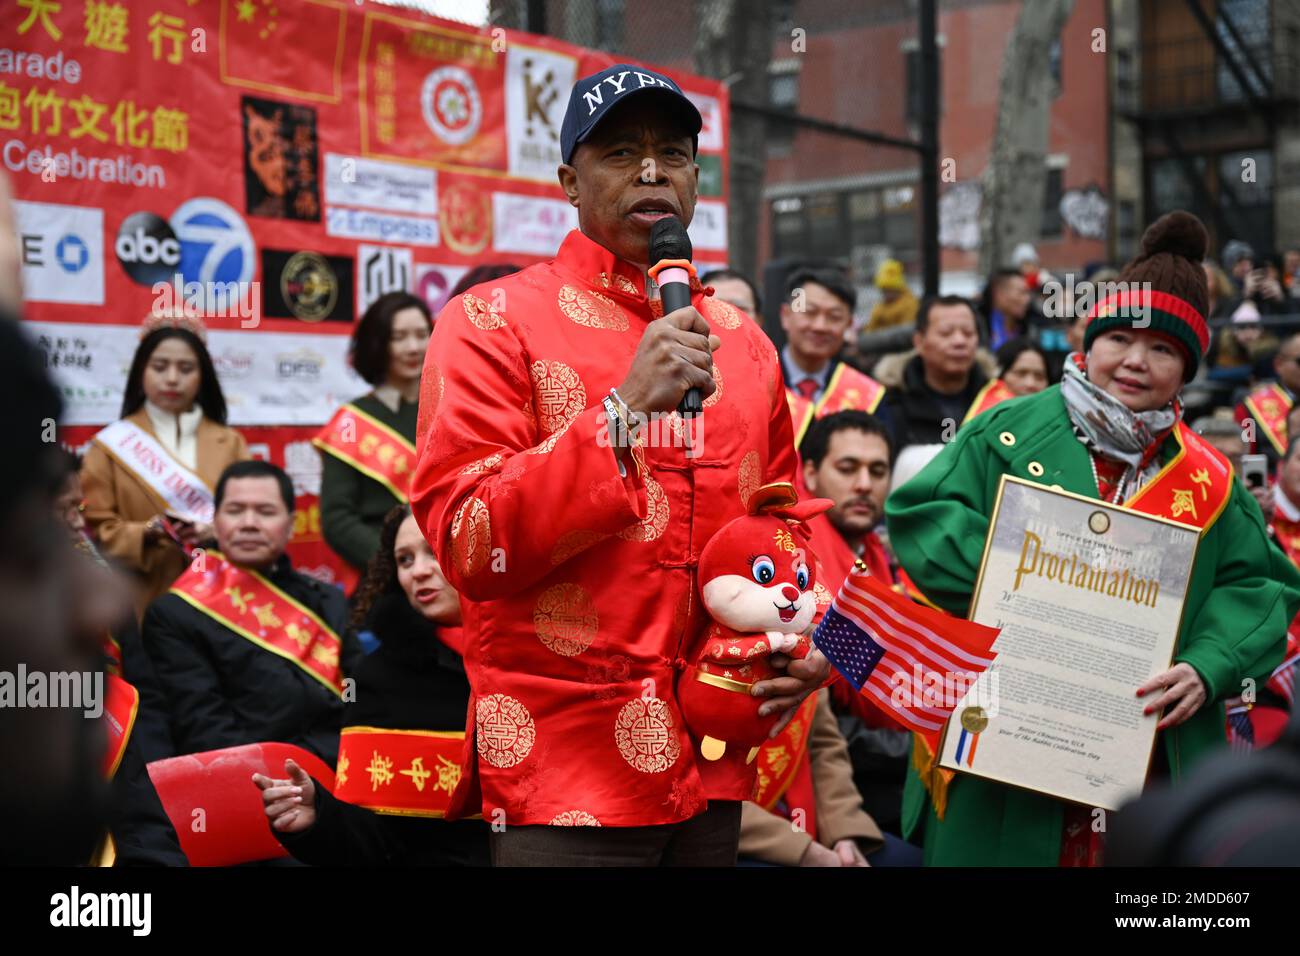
[1218,148,1274,255]
[849,190,884,249]
[1041,168,1064,239]
[1049,38,1063,96]
[767,61,800,156]
[1216,0,1272,103]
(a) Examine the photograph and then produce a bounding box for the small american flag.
[813,570,1000,737]
[1265,623,1300,707]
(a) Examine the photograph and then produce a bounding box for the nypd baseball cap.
[560,63,702,165]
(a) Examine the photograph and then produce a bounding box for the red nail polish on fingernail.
[1136,689,1144,697]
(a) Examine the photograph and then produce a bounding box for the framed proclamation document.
[937,476,1200,811]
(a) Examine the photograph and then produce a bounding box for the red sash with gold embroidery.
[103,631,122,676]
[1242,383,1292,456]
[1273,513,1300,568]
[1122,421,1233,534]
[787,364,887,446]
[752,693,819,810]
[962,378,1017,425]
[169,552,345,695]
[333,726,465,817]
[313,403,417,501]
[102,674,138,780]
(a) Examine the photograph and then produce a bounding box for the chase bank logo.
[55,234,89,273]
[170,197,256,312]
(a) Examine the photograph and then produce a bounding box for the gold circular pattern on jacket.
[615,696,681,774]
[534,582,598,657]
[702,363,724,409]
[1027,461,1044,477]
[738,450,762,508]
[462,292,506,330]
[459,452,504,475]
[960,706,988,734]
[526,414,575,455]
[550,529,609,565]
[999,431,1016,446]
[417,362,444,444]
[549,810,602,826]
[618,474,668,543]
[529,360,587,434]
[813,581,833,609]
[703,297,744,330]
[451,496,491,577]
[595,271,638,295]
[558,284,628,331]
[476,694,536,769]
[1088,511,1111,535]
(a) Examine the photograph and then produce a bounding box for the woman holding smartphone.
[82,316,249,617]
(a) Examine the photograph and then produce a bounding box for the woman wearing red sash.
[82,316,249,617]
[886,212,1300,866]
[257,505,489,865]
[316,292,432,579]
[962,338,1051,424]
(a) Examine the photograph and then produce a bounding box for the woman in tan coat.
[82,320,249,616]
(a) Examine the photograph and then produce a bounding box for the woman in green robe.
[885,212,1300,865]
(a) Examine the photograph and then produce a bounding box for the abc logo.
[115,212,180,285]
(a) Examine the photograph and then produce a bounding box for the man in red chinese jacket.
[411,64,829,865]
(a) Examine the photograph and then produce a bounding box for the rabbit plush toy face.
[699,514,818,636]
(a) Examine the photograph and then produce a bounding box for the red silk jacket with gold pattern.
[411,229,799,827]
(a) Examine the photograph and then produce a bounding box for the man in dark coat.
[883,295,988,451]
[143,461,359,765]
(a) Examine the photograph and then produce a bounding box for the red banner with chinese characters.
[10,0,729,588]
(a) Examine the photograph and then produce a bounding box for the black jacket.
[883,354,989,449]
[142,556,359,765]
[108,723,188,866]
[113,616,175,763]
[276,593,488,866]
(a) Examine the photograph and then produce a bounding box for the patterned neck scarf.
[1060,353,1180,500]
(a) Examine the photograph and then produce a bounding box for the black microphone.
[647,217,702,417]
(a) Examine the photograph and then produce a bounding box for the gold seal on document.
[960,706,988,734]
[1088,511,1111,534]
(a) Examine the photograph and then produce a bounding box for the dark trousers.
[489,800,742,867]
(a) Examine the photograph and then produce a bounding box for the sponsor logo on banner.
[697,154,723,197]
[212,347,256,381]
[115,211,180,286]
[325,207,438,246]
[491,193,576,256]
[242,96,321,222]
[685,92,723,152]
[357,244,412,314]
[205,331,363,426]
[439,182,491,255]
[15,201,104,305]
[415,263,470,316]
[323,154,437,214]
[27,322,138,424]
[421,66,482,146]
[261,250,352,323]
[506,47,576,180]
[687,200,727,253]
[170,198,257,313]
[276,348,325,381]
